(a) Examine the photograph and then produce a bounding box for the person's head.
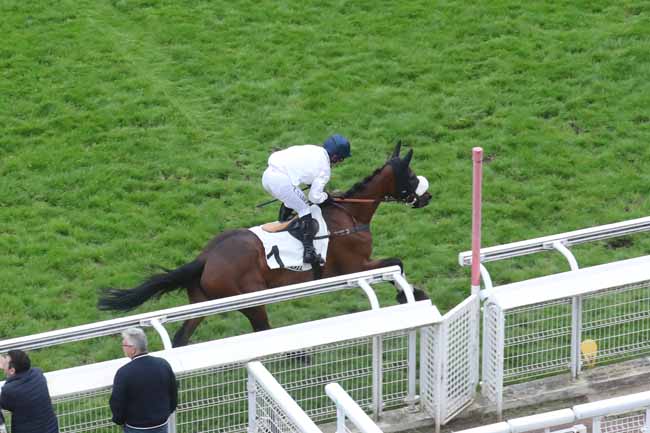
[121,327,148,359]
[323,134,351,165]
[1,350,31,377]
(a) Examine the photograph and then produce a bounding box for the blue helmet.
[323,134,351,160]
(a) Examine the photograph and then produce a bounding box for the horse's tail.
[97,260,205,311]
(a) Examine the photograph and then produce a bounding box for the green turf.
[2,0,650,370]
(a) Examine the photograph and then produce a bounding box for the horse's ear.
[391,141,402,159]
[402,148,413,166]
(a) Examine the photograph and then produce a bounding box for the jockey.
[262,134,351,264]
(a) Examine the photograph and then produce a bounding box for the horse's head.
[386,142,432,208]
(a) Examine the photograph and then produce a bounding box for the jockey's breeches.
[262,167,311,217]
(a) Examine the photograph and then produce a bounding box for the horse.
[98,142,432,347]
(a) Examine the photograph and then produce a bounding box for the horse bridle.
[333,159,420,205]
[388,158,423,205]
[320,161,421,239]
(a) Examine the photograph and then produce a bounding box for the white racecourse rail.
[325,383,383,433]
[2,301,442,433]
[458,215,650,292]
[0,265,481,433]
[458,216,650,417]
[0,266,413,353]
[455,390,650,433]
[247,362,380,433]
[6,217,649,432]
[482,255,650,415]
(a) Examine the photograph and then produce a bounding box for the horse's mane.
[343,161,391,198]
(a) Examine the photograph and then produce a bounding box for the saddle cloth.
[249,205,330,271]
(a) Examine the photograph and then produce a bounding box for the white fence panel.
[420,294,480,431]
[482,256,650,416]
[175,363,248,433]
[52,388,118,433]
[480,300,503,412]
[247,362,322,433]
[597,411,647,433]
[581,281,650,366]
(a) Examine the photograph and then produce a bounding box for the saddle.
[261,217,320,241]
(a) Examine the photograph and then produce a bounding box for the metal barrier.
[455,215,650,418]
[325,383,383,433]
[482,255,650,415]
[248,361,321,433]
[420,295,480,432]
[13,301,439,433]
[0,266,409,352]
[458,216,650,293]
[454,390,650,433]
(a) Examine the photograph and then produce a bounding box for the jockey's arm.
[308,170,330,204]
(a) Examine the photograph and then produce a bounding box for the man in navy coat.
[109,328,178,433]
[0,350,59,433]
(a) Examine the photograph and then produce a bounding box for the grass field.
[2,0,650,370]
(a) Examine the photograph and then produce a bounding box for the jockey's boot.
[278,204,294,222]
[299,214,317,264]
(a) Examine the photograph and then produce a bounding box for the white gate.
[421,294,480,432]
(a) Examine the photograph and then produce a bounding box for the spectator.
[0,349,59,433]
[109,328,178,433]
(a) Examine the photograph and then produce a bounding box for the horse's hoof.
[395,287,430,304]
[413,287,430,301]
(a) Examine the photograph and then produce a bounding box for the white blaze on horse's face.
[415,176,429,196]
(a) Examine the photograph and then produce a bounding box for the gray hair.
[122,327,148,353]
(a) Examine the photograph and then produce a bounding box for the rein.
[332,198,377,203]
[322,194,408,239]
[315,224,370,239]
[318,161,418,238]
[316,200,372,240]
[332,196,401,203]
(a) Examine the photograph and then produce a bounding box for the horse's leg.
[240,306,272,332]
[235,272,273,332]
[373,258,428,303]
[238,286,310,364]
[173,317,205,347]
[172,286,209,347]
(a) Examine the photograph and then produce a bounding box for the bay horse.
[98,142,432,347]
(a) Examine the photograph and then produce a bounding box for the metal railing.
[248,361,322,433]
[326,383,383,433]
[0,266,410,353]
[482,256,650,416]
[420,295,481,432]
[455,391,650,433]
[11,301,440,433]
[457,216,650,292]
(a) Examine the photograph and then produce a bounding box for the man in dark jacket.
[0,350,59,433]
[109,328,178,433]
